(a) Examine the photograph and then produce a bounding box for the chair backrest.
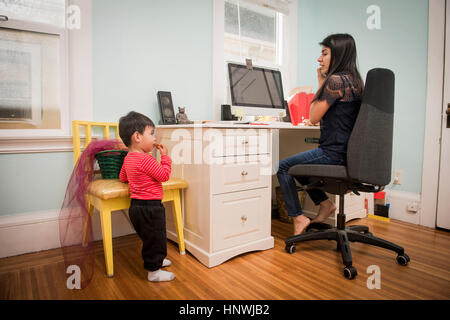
[72,120,120,164]
[347,68,395,186]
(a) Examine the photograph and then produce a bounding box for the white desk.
[156,123,368,267]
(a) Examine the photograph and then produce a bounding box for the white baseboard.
[0,208,136,259]
[385,190,421,225]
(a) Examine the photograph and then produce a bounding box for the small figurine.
[176,107,194,124]
[234,108,245,121]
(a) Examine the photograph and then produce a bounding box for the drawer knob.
[242,140,249,145]
[241,171,248,176]
[241,215,247,222]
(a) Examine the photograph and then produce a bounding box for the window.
[0,0,66,27]
[204,0,297,121]
[0,0,68,134]
[224,0,282,66]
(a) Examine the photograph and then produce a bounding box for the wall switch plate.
[393,170,402,185]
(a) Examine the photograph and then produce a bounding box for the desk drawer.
[211,155,271,195]
[214,129,270,157]
[211,187,271,252]
[156,127,271,158]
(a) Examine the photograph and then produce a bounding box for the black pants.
[129,199,167,271]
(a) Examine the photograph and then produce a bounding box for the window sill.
[0,136,74,154]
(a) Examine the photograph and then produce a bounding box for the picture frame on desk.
[157,91,177,125]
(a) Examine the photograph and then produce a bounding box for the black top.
[318,73,362,162]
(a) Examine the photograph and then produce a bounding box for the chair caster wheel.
[396,253,410,266]
[343,266,357,280]
[285,244,296,254]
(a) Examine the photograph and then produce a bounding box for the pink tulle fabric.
[59,139,126,288]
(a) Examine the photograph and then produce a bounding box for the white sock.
[148,269,175,282]
[162,258,172,267]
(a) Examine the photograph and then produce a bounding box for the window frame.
[0,5,70,137]
[0,0,93,153]
[213,0,298,121]
[224,0,282,67]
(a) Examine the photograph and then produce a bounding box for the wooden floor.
[1,217,449,300]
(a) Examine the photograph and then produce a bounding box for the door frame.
[421,0,446,228]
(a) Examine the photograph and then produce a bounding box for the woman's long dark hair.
[312,33,364,102]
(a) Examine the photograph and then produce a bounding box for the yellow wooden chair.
[72,120,187,277]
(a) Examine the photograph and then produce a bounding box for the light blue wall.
[0,0,429,218]
[0,153,73,216]
[297,0,429,194]
[0,0,214,217]
[92,0,213,124]
[0,0,213,215]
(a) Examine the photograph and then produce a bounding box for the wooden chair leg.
[99,206,114,277]
[172,190,185,255]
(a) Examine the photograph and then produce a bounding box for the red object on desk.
[288,92,314,125]
[374,191,386,199]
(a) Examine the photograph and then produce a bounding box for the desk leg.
[172,191,186,255]
[99,206,114,277]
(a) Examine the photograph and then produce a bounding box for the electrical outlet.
[407,202,419,213]
[393,170,402,185]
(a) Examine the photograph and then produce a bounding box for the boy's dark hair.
[118,111,155,147]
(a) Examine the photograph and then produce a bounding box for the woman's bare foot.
[311,199,336,223]
[292,215,311,235]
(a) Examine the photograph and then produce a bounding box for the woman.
[277,33,364,235]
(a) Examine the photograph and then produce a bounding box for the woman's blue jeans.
[276,148,344,218]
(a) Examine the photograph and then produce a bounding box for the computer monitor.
[227,62,286,118]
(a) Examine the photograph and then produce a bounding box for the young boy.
[118,111,175,282]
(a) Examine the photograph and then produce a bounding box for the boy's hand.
[156,143,168,156]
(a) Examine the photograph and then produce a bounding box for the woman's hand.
[302,119,314,126]
[156,143,168,156]
[317,67,326,87]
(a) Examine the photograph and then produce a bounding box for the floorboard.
[0,217,449,300]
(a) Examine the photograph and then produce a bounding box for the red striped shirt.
[119,152,172,200]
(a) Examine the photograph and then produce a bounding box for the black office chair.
[285,68,410,280]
